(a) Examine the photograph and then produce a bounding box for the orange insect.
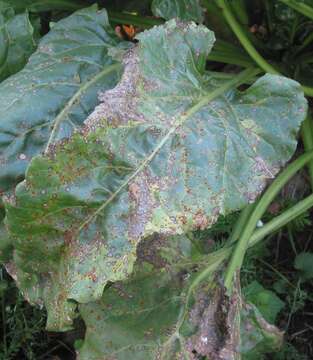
[115,24,137,40]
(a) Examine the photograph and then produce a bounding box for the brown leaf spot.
[193,210,209,230]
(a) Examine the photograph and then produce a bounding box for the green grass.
[0,267,78,359]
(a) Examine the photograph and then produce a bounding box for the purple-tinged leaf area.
[78,235,283,359]
[240,303,284,358]
[3,19,307,330]
[0,4,123,194]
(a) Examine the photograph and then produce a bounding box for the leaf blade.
[0,1,37,81]
[151,0,204,22]
[4,19,307,330]
[78,236,283,359]
[0,5,123,193]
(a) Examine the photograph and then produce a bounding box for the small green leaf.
[294,252,313,280]
[0,1,37,81]
[151,0,204,22]
[273,278,289,294]
[243,281,285,324]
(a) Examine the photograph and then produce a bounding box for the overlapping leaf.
[151,0,204,22]
[0,1,37,81]
[3,0,85,13]
[243,280,285,324]
[78,235,283,359]
[3,19,306,330]
[0,5,123,193]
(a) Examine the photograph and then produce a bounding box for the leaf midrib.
[45,62,122,151]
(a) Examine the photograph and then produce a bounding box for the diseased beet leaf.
[151,0,204,22]
[79,235,283,359]
[0,1,37,81]
[0,4,123,194]
[3,19,306,330]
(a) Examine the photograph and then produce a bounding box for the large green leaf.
[79,235,283,359]
[0,4,123,194]
[151,0,204,22]
[0,1,37,81]
[3,20,306,330]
